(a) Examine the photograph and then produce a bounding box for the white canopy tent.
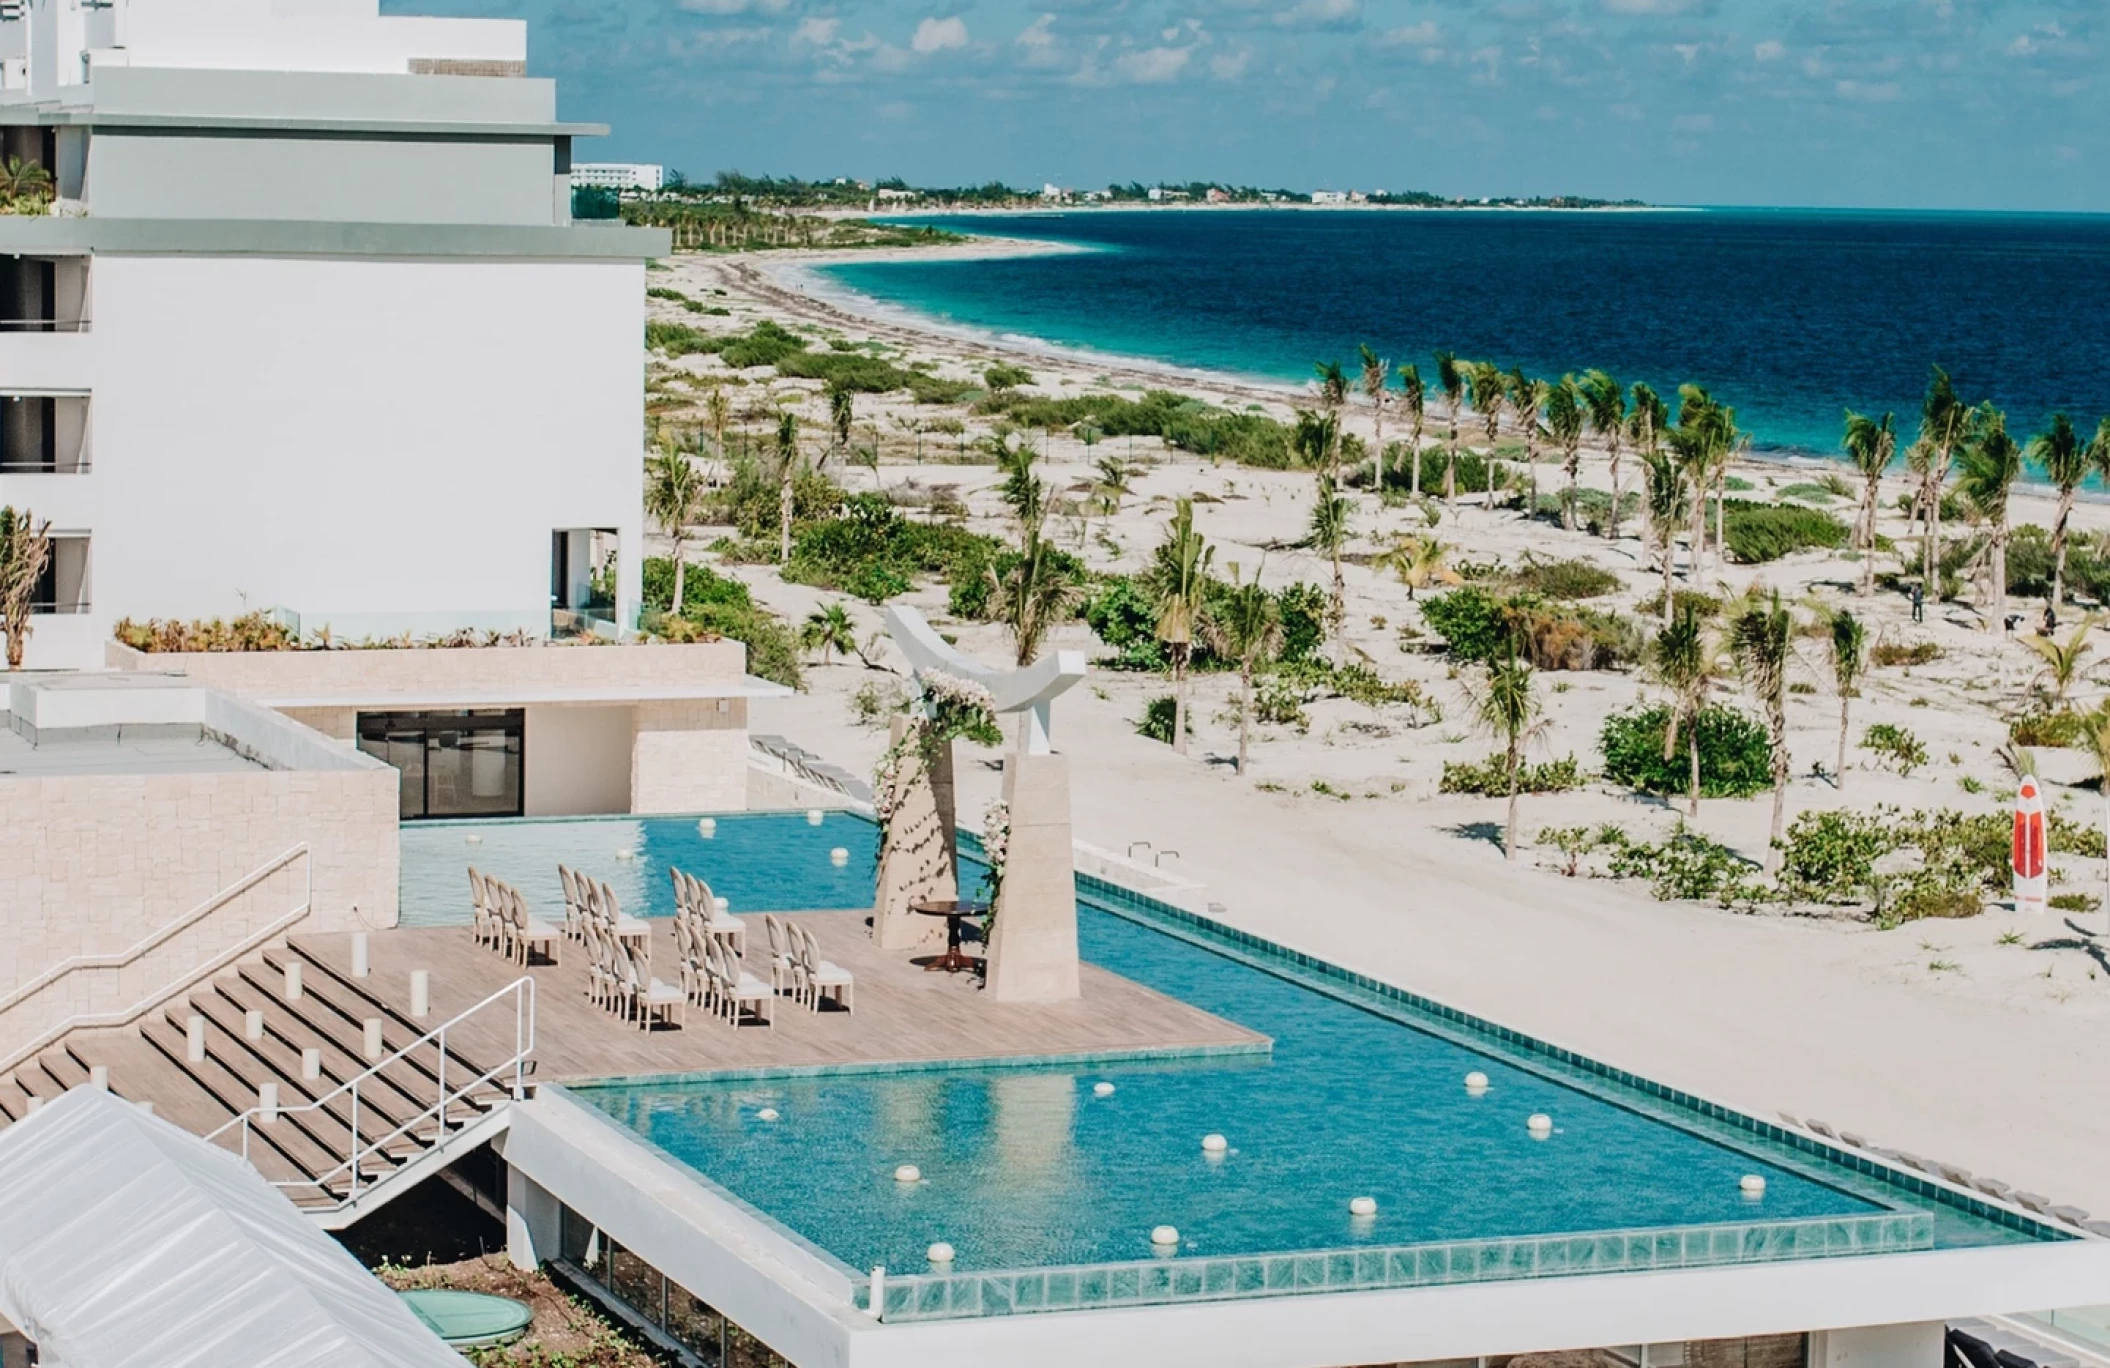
[0,1088,468,1368]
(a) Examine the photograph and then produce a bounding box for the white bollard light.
[410,969,430,1020]
[259,1082,279,1123]
[88,1065,108,1091]
[245,1008,265,1042]
[364,1018,385,1061]
[302,1047,322,1082]
[867,1266,885,1319]
[351,932,370,979]
[284,961,302,1002]
[186,1014,207,1063]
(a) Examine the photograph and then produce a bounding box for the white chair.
[709,936,774,1030]
[674,914,712,1009]
[596,881,652,961]
[698,880,747,958]
[762,915,799,996]
[558,865,587,942]
[468,868,498,951]
[508,885,562,967]
[616,941,685,1031]
[794,924,854,1014]
[581,918,614,1010]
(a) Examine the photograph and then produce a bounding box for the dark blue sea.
[826,209,2110,460]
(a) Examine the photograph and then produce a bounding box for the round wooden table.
[910,899,990,974]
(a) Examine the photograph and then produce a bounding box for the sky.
[390,0,2110,211]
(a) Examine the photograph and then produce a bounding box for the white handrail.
[0,846,312,1074]
[207,975,535,1208]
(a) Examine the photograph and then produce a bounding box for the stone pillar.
[983,749,1079,1002]
[504,1163,561,1272]
[872,717,956,952]
[1808,1325,1944,1368]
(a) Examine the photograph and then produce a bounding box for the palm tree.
[1147,497,1214,755]
[1579,371,1626,539]
[1292,409,1337,476]
[774,412,799,563]
[0,505,52,670]
[1397,363,1426,494]
[1468,360,1507,497]
[2024,618,2096,706]
[1385,533,1460,599]
[1305,475,1352,634]
[801,601,858,665]
[1435,350,1465,510]
[705,386,731,460]
[1359,344,1389,484]
[2030,413,2087,609]
[988,471,1081,667]
[1731,592,1794,872]
[1203,563,1282,775]
[1627,382,1668,474]
[0,156,52,206]
[643,446,705,612]
[1828,609,1865,789]
[1642,450,1686,628]
[1668,387,1737,580]
[1910,365,1971,592]
[1507,368,1547,511]
[1314,359,1348,489]
[1469,640,1543,863]
[1842,410,1896,599]
[1650,604,1718,817]
[1543,376,1585,531]
[2077,702,2110,922]
[1955,404,2021,634]
[825,379,855,465]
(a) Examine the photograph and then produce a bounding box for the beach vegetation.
[1776,482,1836,504]
[2024,618,2096,705]
[982,363,1033,393]
[1828,609,1867,786]
[0,156,52,215]
[1502,556,1620,601]
[1600,704,1771,799]
[1421,585,1642,671]
[782,493,1001,604]
[1203,563,1283,775]
[1730,592,1795,870]
[986,449,1085,665]
[1465,640,1546,862]
[1719,501,1850,563]
[643,447,707,612]
[1649,605,1727,815]
[641,558,802,689]
[1843,409,1897,598]
[2008,708,2086,749]
[113,611,295,654]
[0,505,54,668]
[1869,636,1941,667]
[1441,752,1585,796]
[1146,498,1214,754]
[978,388,1296,468]
[1136,694,1190,745]
[1956,404,2025,633]
[1861,723,1926,776]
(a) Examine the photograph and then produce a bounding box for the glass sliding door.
[356,709,525,820]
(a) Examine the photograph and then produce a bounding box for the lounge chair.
[792,924,854,1014]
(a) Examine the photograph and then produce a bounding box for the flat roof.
[0,218,671,261]
[0,721,262,778]
[252,677,792,710]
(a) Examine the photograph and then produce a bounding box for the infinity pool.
[402,814,2045,1301]
[398,812,880,928]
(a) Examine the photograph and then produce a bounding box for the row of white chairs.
[558,865,651,962]
[671,868,747,956]
[469,868,560,966]
[583,910,686,1030]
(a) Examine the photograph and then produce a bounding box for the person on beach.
[1911,582,1925,624]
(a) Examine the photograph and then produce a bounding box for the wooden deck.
[290,913,1265,1084]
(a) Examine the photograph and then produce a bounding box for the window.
[355,709,524,820]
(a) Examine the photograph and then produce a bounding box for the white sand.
[649,247,2110,1218]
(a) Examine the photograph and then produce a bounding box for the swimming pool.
[407,813,2055,1319]
[398,812,880,928]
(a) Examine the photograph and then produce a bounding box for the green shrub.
[1136,695,1188,744]
[707,454,846,540]
[783,493,1000,604]
[983,363,1033,392]
[1861,723,1928,775]
[1869,637,1941,667]
[1599,705,1773,799]
[641,558,802,689]
[1422,586,1640,670]
[980,389,1295,468]
[1720,502,1849,563]
[1081,576,1167,670]
[1390,447,1492,495]
[1253,675,1311,730]
[1604,824,1759,905]
[1275,582,1329,662]
[1420,586,1511,663]
[1507,557,1621,600]
[1777,482,1835,504]
[2052,891,2103,913]
[2010,709,2085,748]
[1636,589,1724,621]
[1439,753,1586,796]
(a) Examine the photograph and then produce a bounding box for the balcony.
[0,394,90,473]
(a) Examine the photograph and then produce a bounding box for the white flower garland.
[980,798,1012,908]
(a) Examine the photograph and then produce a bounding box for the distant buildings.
[572,162,665,193]
[1310,190,1349,205]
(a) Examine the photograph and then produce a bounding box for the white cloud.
[1016,14,1055,48]
[1754,39,1785,62]
[1835,78,1901,102]
[1275,0,1358,30]
[1602,0,1696,12]
[1672,112,1714,131]
[1115,45,1192,83]
[1375,22,1438,47]
[793,17,839,46]
[1210,48,1251,80]
[678,0,788,13]
[912,16,969,54]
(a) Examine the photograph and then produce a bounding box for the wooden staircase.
[0,940,527,1219]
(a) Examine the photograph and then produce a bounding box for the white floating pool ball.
[1349,1196,1378,1217]
[615,849,635,861]
[1201,1134,1228,1154]
[1527,1113,1553,1137]
[1740,1175,1767,1197]
[894,1164,922,1183]
[1150,1226,1180,1248]
[807,808,825,825]
[757,1108,779,1122]
[927,1242,955,1264]
[1092,1082,1116,1097]
[1464,1071,1489,1092]
[831,847,850,866]
[698,818,717,837]
[463,834,482,845]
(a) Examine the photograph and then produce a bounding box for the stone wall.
[105,638,749,699]
[631,699,749,814]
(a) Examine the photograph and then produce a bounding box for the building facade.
[0,0,669,671]
[571,162,665,193]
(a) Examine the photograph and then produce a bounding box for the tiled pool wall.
[861,1210,1937,1322]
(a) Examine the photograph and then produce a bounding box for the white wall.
[523,704,633,817]
[18,252,643,667]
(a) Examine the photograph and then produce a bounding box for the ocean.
[824,208,2110,462]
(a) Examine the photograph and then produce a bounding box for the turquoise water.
[826,208,2110,462]
[397,813,880,928]
[565,848,2039,1278]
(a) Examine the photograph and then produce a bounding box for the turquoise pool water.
[401,814,2048,1308]
[398,813,880,928]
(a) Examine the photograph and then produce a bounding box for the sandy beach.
[646,243,2110,1218]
